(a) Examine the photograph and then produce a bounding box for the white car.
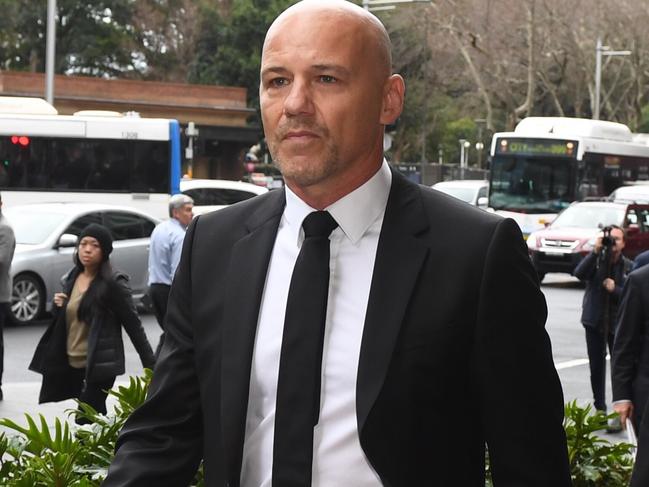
[431,180,489,208]
[5,203,159,325]
[179,179,269,215]
[609,183,649,203]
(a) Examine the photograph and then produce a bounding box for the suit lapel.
[220,190,285,483]
[356,170,430,431]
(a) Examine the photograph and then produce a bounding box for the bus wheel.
[10,274,44,325]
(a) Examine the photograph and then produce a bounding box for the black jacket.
[29,267,155,402]
[104,170,570,487]
[574,251,632,330]
[613,265,649,486]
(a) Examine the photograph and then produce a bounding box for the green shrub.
[0,369,204,486]
[486,401,633,487]
[564,401,634,486]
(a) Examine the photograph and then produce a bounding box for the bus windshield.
[490,155,573,213]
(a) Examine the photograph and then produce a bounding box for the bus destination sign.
[496,138,578,158]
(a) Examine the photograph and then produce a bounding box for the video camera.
[597,225,618,270]
[601,225,616,249]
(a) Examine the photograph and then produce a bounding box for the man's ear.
[380,74,405,125]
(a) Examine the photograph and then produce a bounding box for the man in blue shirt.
[148,194,194,354]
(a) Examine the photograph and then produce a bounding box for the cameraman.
[574,225,633,429]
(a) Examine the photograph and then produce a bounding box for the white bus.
[0,97,182,219]
[489,117,649,236]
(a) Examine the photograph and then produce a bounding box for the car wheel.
[10,274,44,325]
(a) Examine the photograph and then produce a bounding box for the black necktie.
[272,210,338,487]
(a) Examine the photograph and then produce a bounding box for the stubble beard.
[270,138,341,189]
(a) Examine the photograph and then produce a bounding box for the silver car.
[5,203,159,325]
[180,178,269,216]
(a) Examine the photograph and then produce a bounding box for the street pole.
[594,38,602,120]
[459,139,467,167]
[421,17,428,163]
[593,37,631,121]
[45,0,57,105]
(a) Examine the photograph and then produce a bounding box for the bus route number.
[122,131,139,140]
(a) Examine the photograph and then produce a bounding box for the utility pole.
[45,0,57,105]
[594,37,631,120]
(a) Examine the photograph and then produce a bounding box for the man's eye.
[270,78,288,87]
[319,75,337,83]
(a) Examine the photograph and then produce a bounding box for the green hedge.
[0,374,636,486]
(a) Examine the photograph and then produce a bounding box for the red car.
[526,201,649,281]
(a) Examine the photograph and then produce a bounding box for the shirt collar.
[284,160,392,245]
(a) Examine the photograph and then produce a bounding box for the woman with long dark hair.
[30,223,155,420]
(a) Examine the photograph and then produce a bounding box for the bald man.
[104,1,570,486]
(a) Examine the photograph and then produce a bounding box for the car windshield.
[551,205,625,229]
[435,186,476,203]
[4,209,68,244]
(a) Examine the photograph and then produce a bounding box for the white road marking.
[555,355,610,370]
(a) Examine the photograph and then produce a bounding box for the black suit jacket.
[615,266,649,487]
[104,170,570,486]
[612,264,649,427]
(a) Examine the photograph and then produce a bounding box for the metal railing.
[392,162,489,186]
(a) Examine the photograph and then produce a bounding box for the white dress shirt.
[240,161,392,487]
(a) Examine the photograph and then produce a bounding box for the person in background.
[631,248,649,271]
[612,263,649,432]
[29,224,155,421]
[574,225,632,432]
[147,194,194,354]
[0,192,15,400]
[104,1,570,485]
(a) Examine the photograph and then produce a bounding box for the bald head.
[263,0,393,79]
[259,0,405,209]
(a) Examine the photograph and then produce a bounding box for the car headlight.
[582,238,595,252]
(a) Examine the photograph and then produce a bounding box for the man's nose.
[283,80,314,116]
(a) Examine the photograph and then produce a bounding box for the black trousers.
[148,283,171,356]
[65,366,115,422]
[632,400,649,486]
[584,325,615,412]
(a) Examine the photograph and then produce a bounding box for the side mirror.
[57,233,78,248]
[477,197,488,208]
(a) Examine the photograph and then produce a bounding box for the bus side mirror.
[57,233,78,248]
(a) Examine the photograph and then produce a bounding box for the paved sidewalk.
[0,380,125,434]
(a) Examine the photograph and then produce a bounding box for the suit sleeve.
[474,218,571,485]
[612,274,644,402]
[104,218,203,486]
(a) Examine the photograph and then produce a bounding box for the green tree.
[0,0,47,72]
[189,0,296,113]
[0,0,141,77]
